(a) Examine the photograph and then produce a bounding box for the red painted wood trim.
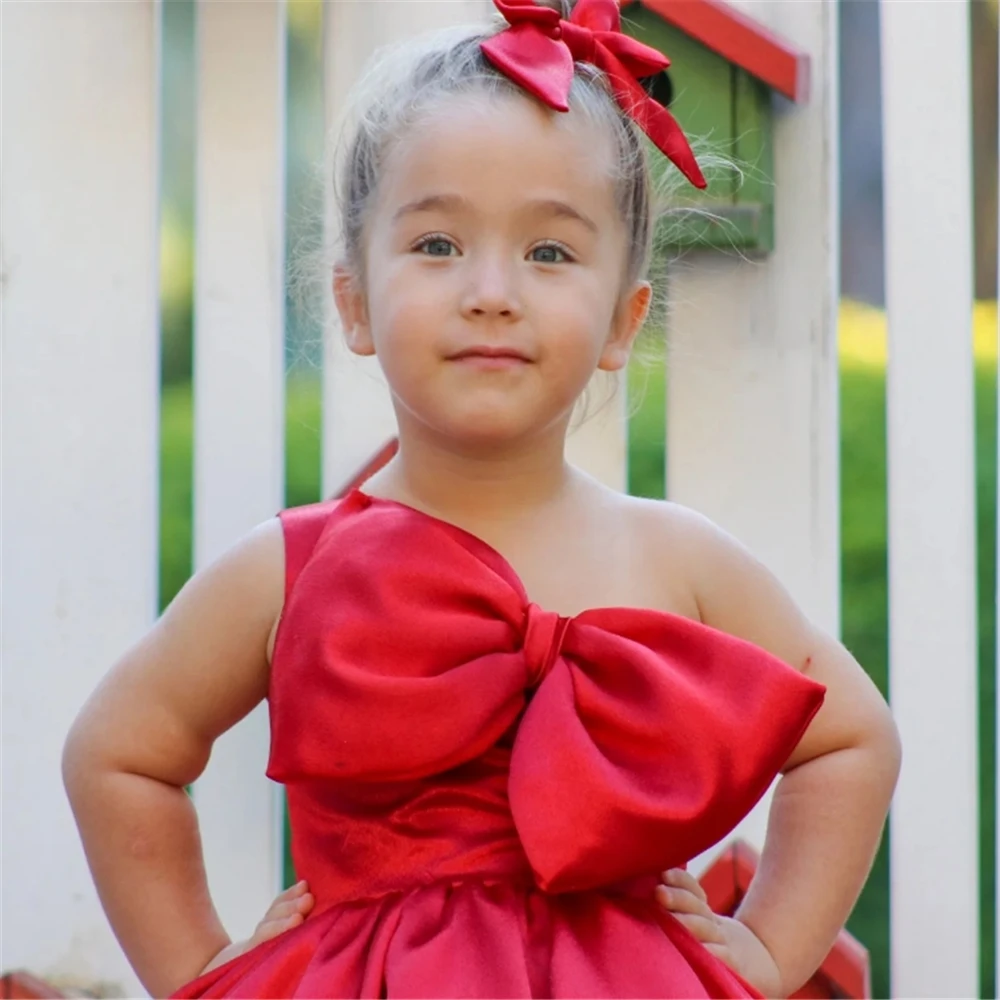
[621,0,810,103]
[699,840,871,998]
[332,438,399,499]
[0,972,66,999]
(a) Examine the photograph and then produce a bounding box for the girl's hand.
[655,869,783,998]
[198,881,314,978]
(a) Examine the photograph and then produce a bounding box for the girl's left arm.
[672,508,901,996]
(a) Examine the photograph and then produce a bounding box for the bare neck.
[362,425,590,529]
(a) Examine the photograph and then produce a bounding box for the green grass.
[159,312,998,998]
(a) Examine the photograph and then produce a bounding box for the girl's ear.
[597,280,652,373]
[333,266,375,357]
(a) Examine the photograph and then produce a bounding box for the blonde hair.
[333,1,656,287]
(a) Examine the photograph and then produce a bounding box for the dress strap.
[277,498,343,594]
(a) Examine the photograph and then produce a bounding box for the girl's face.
[335,93,650,451]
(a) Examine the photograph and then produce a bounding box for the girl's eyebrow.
[530,198,598,234]
[393,193,468,222]
[392,193,598,234]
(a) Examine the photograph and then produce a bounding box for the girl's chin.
[417,412,565,451]
[392,392,578,450]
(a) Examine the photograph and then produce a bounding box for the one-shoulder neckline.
[349,486,722,638]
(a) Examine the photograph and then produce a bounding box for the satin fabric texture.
[172,490,825,998]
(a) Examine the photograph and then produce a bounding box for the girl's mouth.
[448,346,533,370]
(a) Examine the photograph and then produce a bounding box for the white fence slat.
[321,0,398,496]
[1,3,160,995]
[565,379,628,491]
[881,1,978,994]
[191,0,287,940]
[666,0,840,862]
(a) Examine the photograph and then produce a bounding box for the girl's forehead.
[377,93,619,219]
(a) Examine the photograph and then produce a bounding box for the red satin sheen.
[171,490,825,998]
[481,0,708,189]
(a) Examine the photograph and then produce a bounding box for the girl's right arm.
[62,518,286,999]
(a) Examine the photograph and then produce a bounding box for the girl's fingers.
[264,883,311,915]
[254,911,305,943]
[265,893,314,922]
[670,911,726,946]
[258,895,313,932]
[661,868,708,903]
[653,884,712,918]
[276,880,309,901]
[703,941,733,964]
[254,888,314,941]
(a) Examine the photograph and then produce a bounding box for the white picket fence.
[2,2,989,997]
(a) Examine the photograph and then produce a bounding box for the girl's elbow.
[61,716,99,802]
[61,707,119,802]
[863,703,902,792]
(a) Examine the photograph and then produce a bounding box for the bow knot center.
[559,21,597,64]
[522,604,571,689]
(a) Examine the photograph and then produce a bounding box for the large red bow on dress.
[271,492,826,894]
[481,0,707,189]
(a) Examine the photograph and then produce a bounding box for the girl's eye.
[415,236,458,257]
[529,243,571,264]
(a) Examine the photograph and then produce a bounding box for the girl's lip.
[451,353,532,371]
[449,347,532,362]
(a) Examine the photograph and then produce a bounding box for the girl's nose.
[459,253,522,321]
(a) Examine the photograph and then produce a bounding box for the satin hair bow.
[481,0,707,189]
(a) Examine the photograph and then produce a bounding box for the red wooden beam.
[698,840,871,998]
[332,438,399,499]
[621,0,810,103]
[0,972,66,999]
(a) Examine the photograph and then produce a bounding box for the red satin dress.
[172,489,825,999]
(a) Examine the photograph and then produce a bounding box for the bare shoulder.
[589,489,898,770]
[616,492,737,576]
[618,493,723,553]
[64,517,286,788]
[620,494,817,671]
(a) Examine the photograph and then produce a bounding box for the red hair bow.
[481,0,707,189]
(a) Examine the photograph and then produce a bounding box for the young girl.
[63,0,900,996]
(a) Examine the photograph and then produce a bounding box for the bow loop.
[509,611,826,893]
[492,0,563,31]
[483,18,575,113]
[569,0,620,33]
[595,30,671,78]
[481,0,707,189]
[558,21,599,65]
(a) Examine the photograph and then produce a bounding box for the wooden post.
[881,0,978,994]
[2,3,159,994]
[566,381,629,492]
[191,0,287,941]
[665,0,840,859]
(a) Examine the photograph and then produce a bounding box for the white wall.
[882,1,978,994]
[191,0,288,945]
[2,4,160,995]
